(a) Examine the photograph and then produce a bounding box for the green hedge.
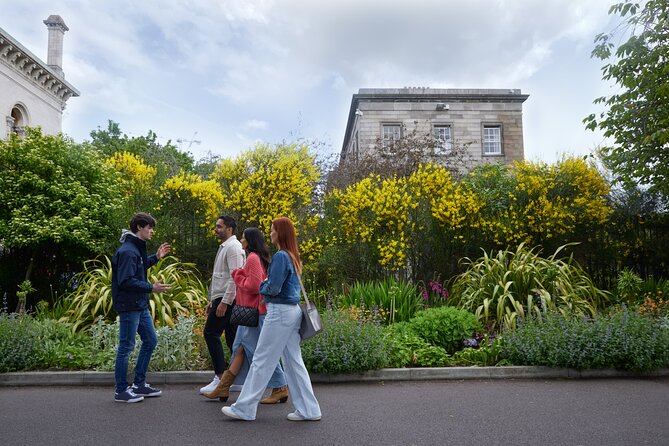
[501,306,669,371]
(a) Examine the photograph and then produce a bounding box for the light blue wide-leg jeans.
[229,303,321,420]
[230,314,287,388]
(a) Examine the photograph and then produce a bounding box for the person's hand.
[156,243,171,260]
[216,302,228,317]
[205,301,212,316]
[152,282,172,293]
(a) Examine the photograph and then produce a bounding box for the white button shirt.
[209,235,245,304]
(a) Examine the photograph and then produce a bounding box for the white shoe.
[199,375,220,394]
[222,406,248,420]
[287,411,321,421]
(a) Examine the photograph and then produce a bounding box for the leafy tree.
[584,0,669,199]
[89,120,195,181]
[0,128,124,307]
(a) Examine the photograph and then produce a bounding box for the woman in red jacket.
[203,227,288,403]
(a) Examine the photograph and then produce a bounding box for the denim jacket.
[259,250,300,305]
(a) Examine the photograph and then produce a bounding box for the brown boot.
[260,386,289,404]
[203,370,236,402]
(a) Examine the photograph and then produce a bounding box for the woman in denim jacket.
[222,217,321,421]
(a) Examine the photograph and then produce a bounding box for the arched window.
[9,104,29,137]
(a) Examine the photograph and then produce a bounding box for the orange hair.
[272,217,302,274]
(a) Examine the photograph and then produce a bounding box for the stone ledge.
[1,367,667,387]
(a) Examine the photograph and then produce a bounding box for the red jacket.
[231,252,268,315]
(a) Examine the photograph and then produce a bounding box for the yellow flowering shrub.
[106,152,156,185]
[211,142,320,238]
[105,152,157,206]
[495,158,611,247]
[159,172,224,233]
[321,158,611,275]
[327,164,484,271]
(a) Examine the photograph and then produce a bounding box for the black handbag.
[230,303,259,327]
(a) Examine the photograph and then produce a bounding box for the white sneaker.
[287,411,321,421]
[221,406,248,420]
[199,375,220,394]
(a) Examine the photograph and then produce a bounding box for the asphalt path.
[2,378,669,445]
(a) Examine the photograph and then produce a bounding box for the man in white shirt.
[199,216,245,395]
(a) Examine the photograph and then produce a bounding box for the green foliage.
[0,313,40,372]
[33,299,69,321]
[461,163,516,214]
[34,319,98,370]
[451,337,509,367]
[16,280,35,313]
[300,308,390,374]
[639,276,669,299]
[452,243,610,330]
[61,256,208,331]
[406,306,482,354]
[0,128,125,295]
[616,268,644,304]
[385,322,451,368]
[89,120,194,181]
[337,278,423,324]
[501,306,669,371]
[584,0,669,198]
[90,315,204,371]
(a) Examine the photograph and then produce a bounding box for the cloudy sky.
[2,0,619,162]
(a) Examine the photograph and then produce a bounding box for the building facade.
[341,88,529,166]
[0,15,79,139]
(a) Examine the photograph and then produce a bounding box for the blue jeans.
[114,309,157,393]
[230,303,321,420]
[230,314,287,388]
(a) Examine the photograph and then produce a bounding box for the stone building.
[341,88,529,166]
[0,15,79,138]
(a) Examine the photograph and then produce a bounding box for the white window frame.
[483,125,502,155]
[382,124,401,148]
[433,124,452,154]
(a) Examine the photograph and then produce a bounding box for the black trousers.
[203,297,237,375]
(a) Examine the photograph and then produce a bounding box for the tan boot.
[260,386,289,404]
[203,370,236,402]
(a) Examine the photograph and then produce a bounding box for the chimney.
[43,15,69,78]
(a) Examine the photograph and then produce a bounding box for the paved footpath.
[2,378,669,445]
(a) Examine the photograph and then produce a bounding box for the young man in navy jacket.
[112,212,172,403]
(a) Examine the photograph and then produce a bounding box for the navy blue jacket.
[111,234,158,313]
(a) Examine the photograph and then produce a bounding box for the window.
[9,105,28,137]
[483,125,502,155]
[382,124,401,147]
[354,131,359,160]
[433,125,452,153]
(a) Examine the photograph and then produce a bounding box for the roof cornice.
[0,26,80,103]
[355,88,529,103]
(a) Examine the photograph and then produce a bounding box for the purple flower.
[463,338,479,348]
